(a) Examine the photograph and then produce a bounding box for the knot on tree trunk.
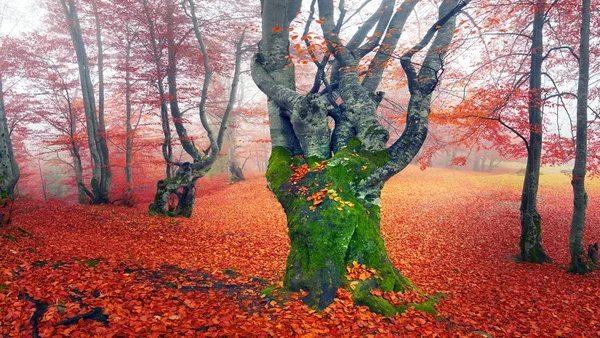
[149,162,199,218]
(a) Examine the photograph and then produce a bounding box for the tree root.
[54,307,109,327]
[18,292,48,338]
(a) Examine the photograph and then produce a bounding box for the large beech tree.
[252,0,470,313]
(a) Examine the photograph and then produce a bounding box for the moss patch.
[82,258,102,268]
[407,292,447,315]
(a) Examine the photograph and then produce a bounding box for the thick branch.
[362,0,467,188]
[251,56,302,112]
[362,0,419,92]
[401,0,470,94]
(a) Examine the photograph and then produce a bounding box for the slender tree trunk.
[227,125,244,182]
[143,0,173,178]
[38,159,47,201]
[125,39,134,192]
[0,76,19,197]
[472,155,480,171]
[93,2,112,201]
[519,0,550,263]
[568,0,591,274]
[64,93,87,204]
[71,145,87,203]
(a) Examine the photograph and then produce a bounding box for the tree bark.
[93,1,112,201]
[38,159,47,201]
[63,91,88,204]
[568,0,591,274]
[124,37,134,199]
[226,123,245,182]
[267,146,409,315]
[519,0,550,263]
[149,162,198,217]
[0,76,19,197]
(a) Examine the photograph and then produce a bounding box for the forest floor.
[1,167,600,337]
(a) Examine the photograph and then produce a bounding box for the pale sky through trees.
[0,0,42,36]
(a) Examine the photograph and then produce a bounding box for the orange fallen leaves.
[290,163,309,184]
[345,261,381,281]
[0,170,599,337]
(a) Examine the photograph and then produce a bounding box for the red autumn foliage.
[1,168,600,336]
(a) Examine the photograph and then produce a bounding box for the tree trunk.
[267,145,410,315]
[143,0,173,178]
[519,0,550,263]
[227,127,245,182]
[65,94,87,204]
[125,38,134,196]
[0,76,19,197]
[71,145,87,204]
[38,159,47,201]
[472,155,480,171]
[148,1,244,217]
[568,0,591,274]
[228,162,245,182]
[93,2,112,200]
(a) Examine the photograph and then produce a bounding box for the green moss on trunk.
[519,211,551,263]
[267,142,412,315]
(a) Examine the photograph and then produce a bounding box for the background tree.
[253,0,470,313]
[433,0,599,263]
[60,0,112,203]
[519,0,551,263]
[148,0,246,217]
[0,74,19,198]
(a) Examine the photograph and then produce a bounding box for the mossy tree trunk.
[254,0,469,313]
[519,0,550,264]
[268,145,410,314]
[149,163,198,217]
